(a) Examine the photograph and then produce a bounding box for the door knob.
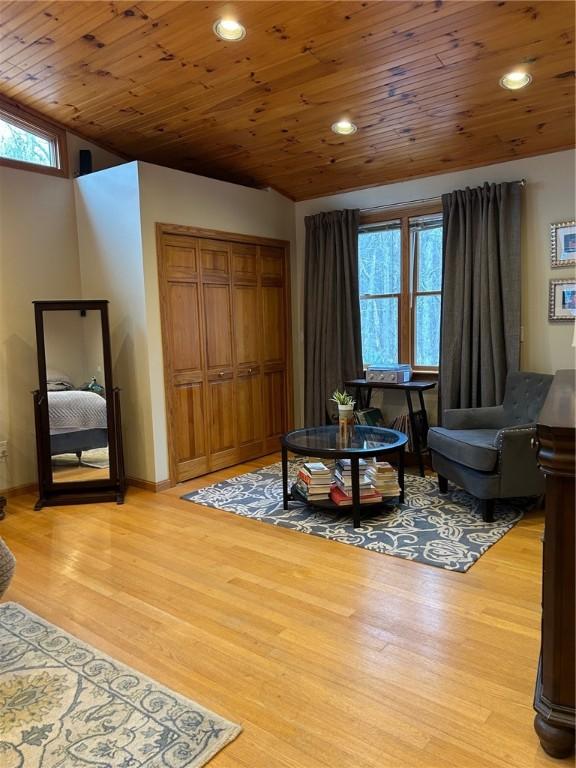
[218,371,225,377]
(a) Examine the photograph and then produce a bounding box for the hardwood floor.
[0,455,566,767]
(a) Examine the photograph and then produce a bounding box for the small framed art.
[549,278,576,322]
[551,220,576,267]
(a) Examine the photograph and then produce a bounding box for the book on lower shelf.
[296,461,332,499]
[294,479,331,501]
[365,461,401,496]
[303,461,332,477]
[330,485,383,506]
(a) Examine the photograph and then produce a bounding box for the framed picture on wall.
[549,278,576,322]
[551,220,576,267]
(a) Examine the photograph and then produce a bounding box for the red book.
[330,486,382,506]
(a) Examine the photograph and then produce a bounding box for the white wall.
[67,132,126,177]
[74,162,155,483]
[294,150,576,426]
[0,167,82,490]
[137,161,296,482]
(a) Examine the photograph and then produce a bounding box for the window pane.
[360,297,398,366]
[415,294,441,367]
[0,116,55,167]
[416,226,442,292]
[358,228,401,295]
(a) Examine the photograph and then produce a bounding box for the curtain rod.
[359,178,526,214]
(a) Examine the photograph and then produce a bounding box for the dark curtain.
[440,181,521,414]
[304,209,363,426]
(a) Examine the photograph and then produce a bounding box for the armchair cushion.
[427,427,499,472]
[442,405,508,430]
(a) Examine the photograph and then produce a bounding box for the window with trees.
[0,102,66,175]
[358,206,443,372]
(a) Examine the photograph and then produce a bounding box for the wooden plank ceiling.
[0,1,574,200]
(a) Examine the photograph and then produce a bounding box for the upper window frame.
[0,97,68,178]
[359,201,443,374]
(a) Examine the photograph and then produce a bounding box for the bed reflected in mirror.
[33,299,125,509]
[43,309,110,484]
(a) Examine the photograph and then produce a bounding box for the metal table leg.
[281,443,290,510]
[418,390,430,436]
[405,390,425,477]
[351,455,361,528]
[398,446,405,504]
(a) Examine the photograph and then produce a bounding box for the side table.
[345,378,436,477]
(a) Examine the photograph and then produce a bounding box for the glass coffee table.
[281,425,408,529]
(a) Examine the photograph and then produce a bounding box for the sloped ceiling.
[0,1,574,199]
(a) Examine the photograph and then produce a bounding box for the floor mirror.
[33,300,125,509]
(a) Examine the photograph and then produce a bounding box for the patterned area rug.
[0,603,241,768]
[182,461,528,572]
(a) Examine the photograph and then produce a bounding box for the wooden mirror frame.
[32,300,125,509]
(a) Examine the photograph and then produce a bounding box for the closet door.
[158,235,209,481]
[200,239,237,471]
[261,246,291,454]
[158,225,292,485]
[232,243,263,460]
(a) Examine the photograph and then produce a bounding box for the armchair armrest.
[443,405,507,430]
[495,423,536,451]
[496,423,543,497]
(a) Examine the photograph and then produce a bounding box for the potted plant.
[331,389,355,440]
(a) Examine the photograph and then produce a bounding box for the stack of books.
[295,461,332,501]
[365,461,401,497]
[330,458,382,506]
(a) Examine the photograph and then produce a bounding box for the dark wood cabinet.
[533,369,575,759]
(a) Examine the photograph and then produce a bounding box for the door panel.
[233,285,260,367]
[164,237,198,279]
[167,282,203,373]
[200,240,229,280]
[261,245,284,282]
[262,369,287,452]
[208,378,236,457]
[261,286,285,365]
[232,243,258,283]
[236,372,263,448]
[173,382,209,479]
[204,284,233,370]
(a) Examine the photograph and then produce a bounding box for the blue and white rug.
[0,603,241,767]
[182,461,529,572]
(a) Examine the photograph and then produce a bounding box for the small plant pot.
[338,404,354,442]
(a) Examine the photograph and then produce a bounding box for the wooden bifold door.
[157,224,293,484]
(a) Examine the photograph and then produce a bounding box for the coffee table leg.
[351,456,361,528]
[405,390,425,478]
[398,446,405,504]
[281,443,289,510]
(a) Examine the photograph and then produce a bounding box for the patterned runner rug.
[182,461,529,572]
[0,603,241,768]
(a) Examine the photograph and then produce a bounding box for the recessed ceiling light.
[499,71,532,90]
[331,119,357,135]
[213,18,246,41]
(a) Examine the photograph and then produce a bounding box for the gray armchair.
[428,372,553,522]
